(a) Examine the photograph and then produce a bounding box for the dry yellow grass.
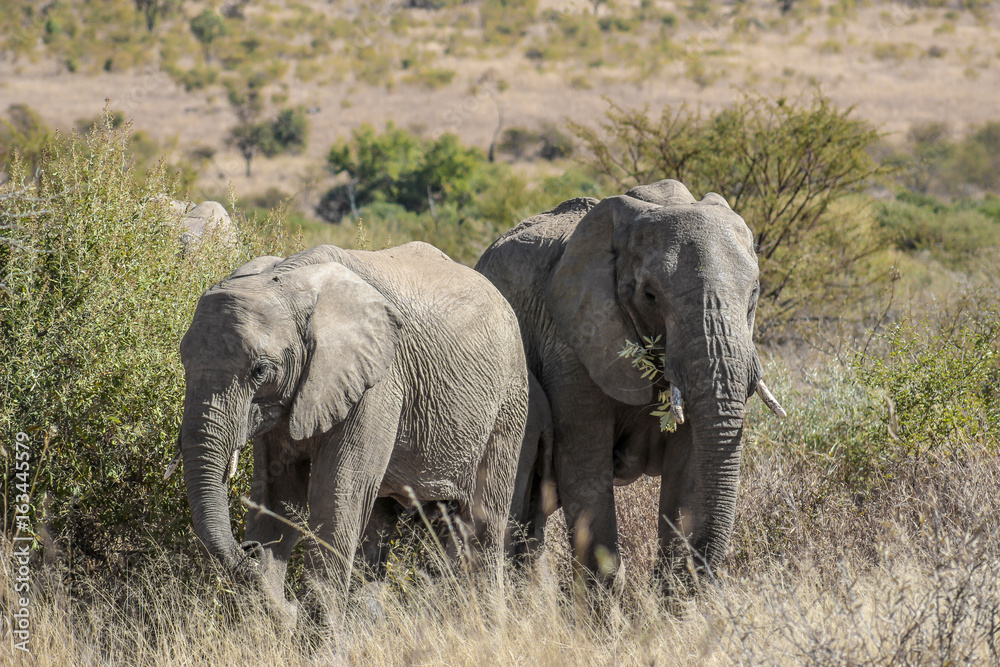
[4,405,996,665]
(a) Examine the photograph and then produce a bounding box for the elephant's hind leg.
[471,387,528,575]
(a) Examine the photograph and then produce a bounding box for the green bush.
[166,63,220,91]
[0,121,284,569]
[497,126,540,160]
[318,124,605,262]
[481,0,539,45]
[852,307,1000,484]
[265,106,309,156]
[325,123,492,216]
[402,66,457,89]
[899,121,1000,196]
[537,122,574,160]
[738,299,1000,498]
[876,194,1000,265]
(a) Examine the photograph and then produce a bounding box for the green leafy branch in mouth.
[619,335,679,433]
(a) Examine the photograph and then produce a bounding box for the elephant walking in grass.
[177,242,528,631]
[475,179,785,591]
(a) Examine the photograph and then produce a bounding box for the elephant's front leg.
[655,421,698,595]
[244,430,309,629]
[550,385,617,587]
[300,396,400,634]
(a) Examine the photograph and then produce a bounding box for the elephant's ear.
[546,195,662,406]
[625,179,696,207]
[288,262,401,441]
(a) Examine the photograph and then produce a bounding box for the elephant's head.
[546,179,783,570]
[177,255,400,577]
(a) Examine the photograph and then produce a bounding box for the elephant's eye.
[250,361,272,383]
[644,290,657,303]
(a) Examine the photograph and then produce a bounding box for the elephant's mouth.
[249,401,286,438]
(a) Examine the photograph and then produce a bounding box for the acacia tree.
[568,94,890,335]
[224,74,266,177]
[189,8,225,61]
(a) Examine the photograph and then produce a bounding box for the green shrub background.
[0,122,285,569]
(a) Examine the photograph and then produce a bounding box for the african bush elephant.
[178,242,528,628]
[475,179,785,590]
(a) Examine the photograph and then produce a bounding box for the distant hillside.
[1,0,998,209]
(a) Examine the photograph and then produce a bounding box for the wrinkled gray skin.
[476,179,769,589]
[179,242,528,628]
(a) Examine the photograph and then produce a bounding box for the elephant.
[177,241,529,629]
[356,371,553,574]
[154,196,238,249]
[474,179,785,590]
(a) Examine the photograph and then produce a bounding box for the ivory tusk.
[163,453,181,481]
[756,380,787,418]
[670,385,685,425]
[227,448,240,482]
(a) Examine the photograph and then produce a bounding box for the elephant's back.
[475,196,597,310]
[475,197,598,376]
[352,243,526,390]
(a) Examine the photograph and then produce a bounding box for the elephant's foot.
[294,592,337,655]
[265,597,298,636]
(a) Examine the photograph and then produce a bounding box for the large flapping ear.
[625,179,697,207]
[288,262,401,441]
[546,195,663,406]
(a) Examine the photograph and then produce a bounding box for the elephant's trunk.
[179,400,248,574]
[659,309,750,589]
[686,399,745,570]
[657,396,745,592]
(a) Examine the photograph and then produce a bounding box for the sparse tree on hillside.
[223,74,310,177]
[227,122,268,177]
[225,104,310,177]
[190,8,225,61]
